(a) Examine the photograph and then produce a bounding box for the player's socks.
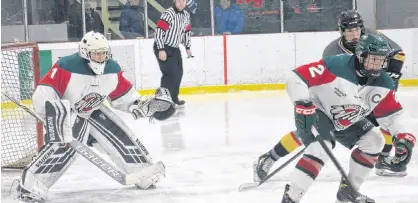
[379,128,393,157]
[285,141,331,202]
[271,131,303,160]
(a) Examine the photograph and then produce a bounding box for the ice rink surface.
[2,88,418,203]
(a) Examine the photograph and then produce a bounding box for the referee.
[154,0,193,108]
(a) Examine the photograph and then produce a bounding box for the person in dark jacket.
[85,2,104,34]
[214,0,243,35]
[119,0,145,39]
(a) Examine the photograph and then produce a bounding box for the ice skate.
[336,178,374,203]
[175,100,185,109]
[135,165,166,190]
[253,152,274,182]
[281,184,297,203]
[15,184,47,203]
[375,155,407,177]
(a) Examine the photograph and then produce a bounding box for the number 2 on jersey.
[50,68,57,79]
[308,64,325,78]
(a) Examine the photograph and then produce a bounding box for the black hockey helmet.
[338,10,365,49]
[355,34,391,78]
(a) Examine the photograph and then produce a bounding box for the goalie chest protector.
[38,53,133,103]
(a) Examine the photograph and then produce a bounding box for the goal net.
[1,42,43,169]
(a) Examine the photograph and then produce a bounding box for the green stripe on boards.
[39,50,52,78]
[17,51,33,100]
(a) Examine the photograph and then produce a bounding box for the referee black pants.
[153,43,183,103]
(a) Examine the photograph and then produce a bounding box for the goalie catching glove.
[129,87,176,121]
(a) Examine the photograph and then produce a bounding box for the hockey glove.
[130,87,175,120]
[386,50,404,91]
[392,133,416,167]
[386,71,402,91]
[294,100,318,134]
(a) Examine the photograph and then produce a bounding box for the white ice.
[2,88,418,203]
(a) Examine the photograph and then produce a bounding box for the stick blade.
[125,161,166,185]
[238,182,260,192]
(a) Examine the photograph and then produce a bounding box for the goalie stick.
[1,91,164,186]
[238,148,305,192]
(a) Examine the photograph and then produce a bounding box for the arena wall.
[38,28,418,95]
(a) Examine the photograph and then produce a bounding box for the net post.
[31,44,44,151]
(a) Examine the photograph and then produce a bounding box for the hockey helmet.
[79,31,110,74]
[355,34,391,78]
[338,10,365,49]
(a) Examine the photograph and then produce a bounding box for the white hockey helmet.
[79,31,110,74]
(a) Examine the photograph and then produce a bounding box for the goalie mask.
[355,34,391,78]
[79,31,110,75]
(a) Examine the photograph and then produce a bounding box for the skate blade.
[335,198,373,203]
[375,169,407,177]
[238,182,260,192]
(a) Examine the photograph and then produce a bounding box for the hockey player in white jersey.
[16,31,176,202]
[254,34,415,202]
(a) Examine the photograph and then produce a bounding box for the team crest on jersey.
[74,92,106,114]
[330,105,368,128]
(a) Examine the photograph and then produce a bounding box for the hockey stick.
[1,92,164,186]
[238,148,305,192]
[310,126,372,203]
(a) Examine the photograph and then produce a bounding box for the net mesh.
[1,43,41,168]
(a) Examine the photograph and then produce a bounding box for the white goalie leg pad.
[45,100,72,143]
[19,115,91,200]
[19,143,75,201]
[88,105,165,188]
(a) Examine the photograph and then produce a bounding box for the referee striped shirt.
[155,7,192,50]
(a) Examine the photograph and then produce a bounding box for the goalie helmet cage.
[1,42,43,169]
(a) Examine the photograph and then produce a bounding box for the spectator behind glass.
[186,0,198,15]
[214,0,244,35]
[85,2,104,34]
[119,0,145,39]
[68,0,83,40]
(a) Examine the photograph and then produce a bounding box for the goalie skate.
[15,185,46,203]
[132,161,166,189]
